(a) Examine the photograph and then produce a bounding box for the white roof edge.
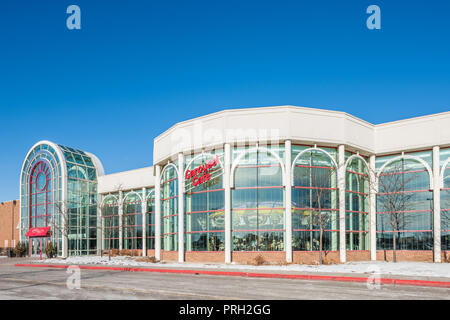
[153,105,375,142]
[375,109,450,127]
[100,166,154,178]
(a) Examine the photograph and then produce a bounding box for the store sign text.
[185,155,220,187]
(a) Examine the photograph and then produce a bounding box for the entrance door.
[29,238,44,257]
[30,238,38,257]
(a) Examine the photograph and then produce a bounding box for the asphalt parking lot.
[0,259,448,300]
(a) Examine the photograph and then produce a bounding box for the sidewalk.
[14,258,450,288]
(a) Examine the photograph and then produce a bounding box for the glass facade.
[292,146,339,251]
[21,144,62,255]
[185,151,225,251]
[146,189,156,250]
[161,164,178,251]
[441,148,450,251]
[232,147,285,251]
[122,191,143,251]
[345,154,369,250]
[20,142,100,256]
[376,154,433,251]
[22,140,450,260]
[102,194,119,251]
[94,144,447,257]
[63,145,99,256]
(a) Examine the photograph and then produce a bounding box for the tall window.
[64,145,98,256]
[292,148,339,251]
[29,161,53,229]
[232,148,284,251]
[161,165,178,251]
[377,158,433,250]
[440,148,450,251]
[123,192,143,250]
[146,189,156,250]
[22,143,62,255]
[345,156,369,250]
[103,195,119,250]
[185,153,225,251]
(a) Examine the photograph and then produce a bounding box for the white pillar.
[433,146,441,263]
[155,165,161,260]
[178,153,185,262]
[142,187,147,257]
[285,140,292,263]
[338,145,346,263]
[369,155,377,261]
[62,201,68,258]
[97,195,103,255]
[119,190,123,251]
[224,143,232,264]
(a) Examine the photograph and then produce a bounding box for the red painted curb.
[14,263,450,288]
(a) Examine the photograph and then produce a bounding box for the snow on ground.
[32,255,450,278]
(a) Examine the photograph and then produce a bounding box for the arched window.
[103,195,119,250]
[22,141,102,257]
[21,143,61,256]
[185,152,225,251]
[161,164,178,251]
[377,157,433,251]
[29,161,53,229]
[146,189,156,250]
[232,147,284,251]
[292,148,339,251]
[123,191,143,251]
[440,148,450,251]
[345,156,369,250]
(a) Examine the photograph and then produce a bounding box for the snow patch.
[32,255,450,278]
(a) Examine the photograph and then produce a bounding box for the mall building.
[16,106,450,263]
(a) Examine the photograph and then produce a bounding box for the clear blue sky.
[0,1,449,202]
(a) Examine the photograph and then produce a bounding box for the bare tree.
[52,201,70,258]
[442,190,450,229]
[298,154,339,265]
[100,184,123,260]
[124,190,145,258]
[101,195,119,261]
[375,161,415,262]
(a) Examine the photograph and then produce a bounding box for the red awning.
[25,227,51,238]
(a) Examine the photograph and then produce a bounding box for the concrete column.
[338,145,346,263]
[62,202,68,258]
[369,155,377,261]
[224,143,232,263]
[285,140,292,263]
[97,195,103,255]
[119,190,123,251]
[155,165,161,260]
[178,153,185,263]
[358,159,364,250]
[142,187,147,257]
[433,146,441,263]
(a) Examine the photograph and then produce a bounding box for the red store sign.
[185,155,220,187]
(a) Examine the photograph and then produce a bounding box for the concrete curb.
[14,263,450,288]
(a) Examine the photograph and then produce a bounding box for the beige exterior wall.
[98,166,155,193]
[153,105,450,165]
